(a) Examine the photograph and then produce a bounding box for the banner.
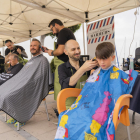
[87,16,115,60]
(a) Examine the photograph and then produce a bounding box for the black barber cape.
[0,63,23,85]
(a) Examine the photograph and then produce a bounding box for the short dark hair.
[95,42,115,59]
[32,38,41,46]
[5,39,12,44]
[48,19,63,27]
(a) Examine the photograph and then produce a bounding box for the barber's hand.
[81,59,99,72]
[47,49,53,56]
[42,46,49,53]
[17,48,21,54]
[5,55,9,63]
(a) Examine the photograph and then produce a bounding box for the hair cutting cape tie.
[55,65,138,140]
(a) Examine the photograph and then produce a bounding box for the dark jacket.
[0,63,23,85]
[0,55,5,73]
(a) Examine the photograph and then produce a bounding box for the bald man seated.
[58,40,98,109]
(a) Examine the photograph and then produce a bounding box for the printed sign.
[87,16,115,60]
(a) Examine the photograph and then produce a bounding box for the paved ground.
[0,94,140,140]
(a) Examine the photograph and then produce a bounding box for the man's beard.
[55,33,59,37]
[10,47,14,50]
[31,49,40,55]
[54,27,59,37]
[69,54,80,61]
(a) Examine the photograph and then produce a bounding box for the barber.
[58,40,98,109]
[43,19,76,100]
[5,39,28,65]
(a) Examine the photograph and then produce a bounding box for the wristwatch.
[51,51,54,56]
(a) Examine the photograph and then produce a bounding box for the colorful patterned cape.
[55,65,138,140]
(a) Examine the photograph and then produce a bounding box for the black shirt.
[0,55,4,73]
[0,63,23,85]
[58,60,90,89]
[56,28,76,62]
[5,45,24,57]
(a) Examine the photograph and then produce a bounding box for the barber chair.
[57,88,132,140]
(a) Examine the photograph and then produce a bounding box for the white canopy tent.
[0,0,81,47]
[0,0,140,48]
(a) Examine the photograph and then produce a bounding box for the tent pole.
[82,23,86,55]
[40,34,46,46]
[2,47,4,56]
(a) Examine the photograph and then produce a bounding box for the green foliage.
[69,24,81,33]
[50,58,56,73]
[46,32,55,39]
[46,24,81,38]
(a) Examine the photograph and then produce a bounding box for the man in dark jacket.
[0,51,4,73]
[0,53,23,85]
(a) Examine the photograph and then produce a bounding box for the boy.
[55,42,138,140]
[96,42,115,69]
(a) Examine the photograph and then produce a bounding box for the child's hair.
[95,42,115,59]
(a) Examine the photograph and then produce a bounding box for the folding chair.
[113,94,132,140]
[57,88,132,140]
[5,98,50,131]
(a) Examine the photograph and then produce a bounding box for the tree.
[46,24,81,38]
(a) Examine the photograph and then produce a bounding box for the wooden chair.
[57,88,132,140]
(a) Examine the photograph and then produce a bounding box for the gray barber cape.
[0,54,52,123]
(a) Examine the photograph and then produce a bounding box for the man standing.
[44,19,76,100]
[5,40,28,65]
[58,40,98,109]
[0,51,4,73]
[0,53,23,85]
[0,38,52,126]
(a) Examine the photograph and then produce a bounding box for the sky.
[115,7,140,65]
[0,8,140,66]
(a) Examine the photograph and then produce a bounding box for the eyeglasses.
[50,26,54,31]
